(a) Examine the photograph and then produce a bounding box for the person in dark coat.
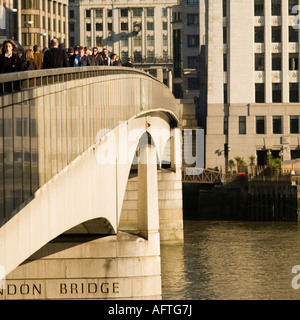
[92,47,103,66]
[0,39,23,73]
[42,38,69,69]
[123,57,134,68]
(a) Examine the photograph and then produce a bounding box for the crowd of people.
[0,38,134,74]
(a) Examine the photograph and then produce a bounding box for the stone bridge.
[0,67,183,299]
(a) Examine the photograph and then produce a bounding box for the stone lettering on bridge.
[0,280,120,299]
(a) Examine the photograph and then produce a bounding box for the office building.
[68,0,176,86]
[200,0,300,169]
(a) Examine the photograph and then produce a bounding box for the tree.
[267,155,281,172]
[234,156,246,171]
[249,155,256,176]
[228,159,235,175]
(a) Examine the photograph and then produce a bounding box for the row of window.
[255,83,299,103]
[224,115,300,135]
[254,0,299,16]
[22,0,67,16]
[223,52,299,72]
[78,8,169,19]
[255,53,299,71]
[86,35,169,47]
[82,21,169,32]
[22,15,66,33]
[223,0,298,17]
[223,83,300,104]
[254,26,298,43]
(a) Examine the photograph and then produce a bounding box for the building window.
[22,0,40,9]
[289,26,298,42]
[121,22,128,31]
[133,8,142,17]
[86,23,91,32]
[254,0,264,16]
[69,10,74,19]
[134,36,142,46]
[86,36,91,47]
[224,116,228,134]
[163,35,168,46]
[120,9,128,17]
[147,35,154,46]
[188,0,199,4]
[255,83,265,103]
[255,27,264,43]
[272,83,282,102]
[188,56,198,68]
[272,26,281,42]
[187,35,199,47]
[188,78,199,90]
[86,9,91,18]
[273,116,282,134]
[239,116,246,134]
[255,53,264,71]
[133,51,142,62]
[121,51,128,62]
[107,23,112,31]
[96,36,103,47]
[121,35,128,46]
[272,53,281,70]
[223,27,227,44]
[289,0,298,15]
[107,9,112,17]
[146,50,155,62]
[271,0,281,16]
[147,22,154,30]
[163,21,168,30]
[289,53,299,70]
[162,8,167,17]
[96,23,103,31]
[95,9,103,18]
[224,83,228,104]
[290,116,299,133]
[223,54,227,72]
[256,116,265,134]
[163,50,168,61]
[106,36,113,46]
[187,13,199,26]
[223,0,227,17]
[290,83,299,102]
[147,8,154,16]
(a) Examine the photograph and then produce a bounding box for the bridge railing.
[0,67,179,226]
[0,66,160,94]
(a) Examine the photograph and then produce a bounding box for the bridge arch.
[0,108,180,278]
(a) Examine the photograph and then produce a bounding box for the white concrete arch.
[0,110,178,278]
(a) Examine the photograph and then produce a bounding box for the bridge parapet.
[0,67,181,225]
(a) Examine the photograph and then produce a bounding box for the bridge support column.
[120,128,184,243]
[137,141,160,240]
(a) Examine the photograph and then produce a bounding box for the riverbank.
[183,179,298,222]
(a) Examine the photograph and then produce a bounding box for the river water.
[160,220,300,300]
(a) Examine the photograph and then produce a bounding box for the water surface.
[161,221,300,300]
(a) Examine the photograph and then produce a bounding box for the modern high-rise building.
[68,0,176,86]
[200,0,300,170]
[0,0,69,49]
